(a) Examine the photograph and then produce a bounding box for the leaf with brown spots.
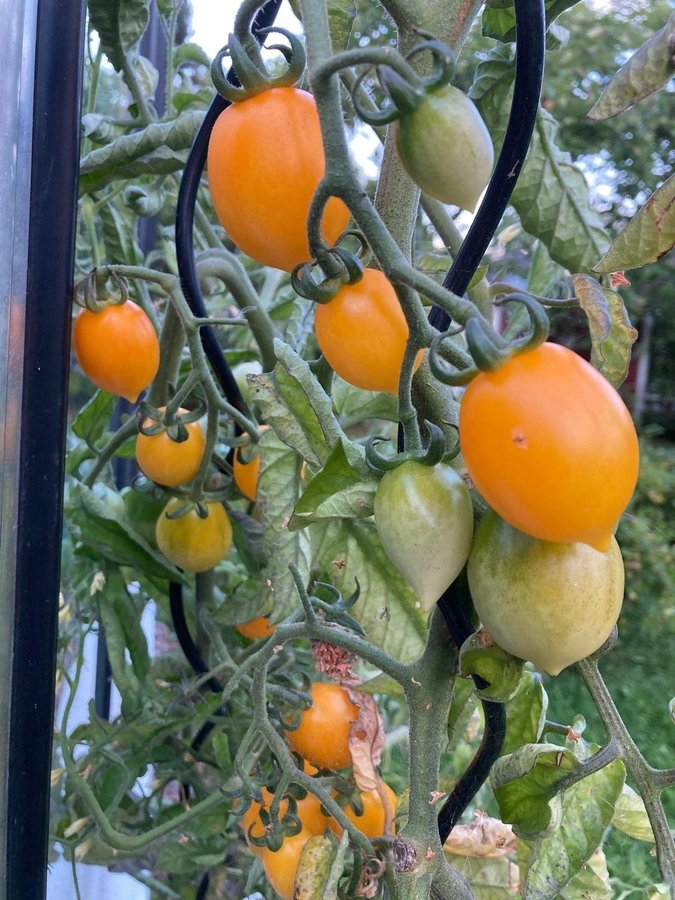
[346,690,386,792]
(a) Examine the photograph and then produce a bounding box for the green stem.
[83,417,139,487]
[146,300,185,408]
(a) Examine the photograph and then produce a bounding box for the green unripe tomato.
[374,461,474,611]
[467,511,625,676]
[394,84,494,212]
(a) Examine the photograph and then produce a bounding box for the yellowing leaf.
[612,784,655,843]
[572,274,638,387]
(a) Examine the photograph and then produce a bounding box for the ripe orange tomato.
[135,408,205,487]
[73,300,159,402]
[235,617,276,640]
[260,827,313,900]
[240,788,327,857]
[155,499,232,572]
[286,683,358,771]
[233,425,268,502]
[459,342,639,551]
[207,87,350,272]
[329,782,398,838]
[314,268,423,394]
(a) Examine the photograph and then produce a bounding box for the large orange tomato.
[207,87,350,272]
[329,783,398,838]
[73,300,159,402]
[314,268,423,394]
[459,342,639,551]
[135,408,205,487]
[286,683,358,771]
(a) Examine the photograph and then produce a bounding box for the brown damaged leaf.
[294,835,339,899]
[444,811,517,858]
[347,690,386,791]
[572,274,638,387]
[589,13,675,120]
[593,174,675,274]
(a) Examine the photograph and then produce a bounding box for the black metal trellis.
[3,0,87,895]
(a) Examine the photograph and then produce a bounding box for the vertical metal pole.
[0,0,86,895]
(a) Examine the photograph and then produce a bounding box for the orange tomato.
[155,499,232,572]
[286,683,358,771]
[233,425,268,502]
[314,268,423,394]
[207,87,350,272]
[240,788,327,858]
[459,342,639,551]
[135,408,205,487]
[329,782,398,838]
[260,827,313,900]
[73,300,159,402]
[235,617,276,640]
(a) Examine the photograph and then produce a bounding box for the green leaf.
[523,755,625,897]
[572,274,638,387]
[291,439,377,529]
[79,112,204,194]
[528,241,567,298]
[310,519,427,663]
[502,668,548,756]
[359,672,406,698]
[593,174,675,274]
[71,390,117,442]
[611,784,655,843]
[328,0,357,54]
[211,732,233,778]
[447,676,478,743]
[558,850,611,900]
[75,483,185,584]
[472,51,609,273]
[459,634,524,702]
[89,0,150,72]
[331,376,399,428]
[589,14,675,120]
[482,0,580,43]
[250,340,346,469]
[492,743,579,835]
[99,201,142,266]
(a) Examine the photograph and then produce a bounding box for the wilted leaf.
[445,813,516,858]
[502,668,548,757]
[611,784,655,842]
[472,50,609,274]
[311,519,426,663]
[347,691,386,791]
[572,274,638,386]
[523,755,625,897]
[295,835,341,899]
[593,174,675,274]
[589,14,675,119]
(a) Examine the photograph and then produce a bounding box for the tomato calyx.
[73,267,129,314]
[211,26,305,103]
[137,399,205,443]
[430,293,550,387]
[366,420,456,474]
[291,240,367,305]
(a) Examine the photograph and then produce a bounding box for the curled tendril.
[405,39,457,90]
[366,420,446,473]
[211,27,306,102]
[73,268,129,313]
[291,246,365,304]
[309,579,365,635]
[497,291,550,352]
[428,330,478,387]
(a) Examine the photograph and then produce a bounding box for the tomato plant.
[329,782,398,838]
[314,268,423,393]
[155,498,232,572]
[235,616,276,639]
[459,342,640,551]
[135,407,205,487]
[72,300,160,402]
[374,461,474,610]
[467,510,625,675]
[286,683,358,771]
[260,827,313,900]
[207,87,350,272]
[395,84,494,212]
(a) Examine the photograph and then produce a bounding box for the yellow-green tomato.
[374,461,474,611]
[467,511,625,676]
[394,84,494,212]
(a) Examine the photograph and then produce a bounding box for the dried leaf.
[445,812,517,858]
[572,274,638,387]
[346,690,386,791]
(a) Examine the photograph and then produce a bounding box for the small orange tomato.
[235,617,276,640]
[261,827,313,900]
[233,426,268,502]
[459,342,639,550]
[286,683,358,771]
[135,408,205,487]
[73,300,159,402]
[207,87,350,272]
[155,499,232,572]
[240,789,326,858]
[329,782,398,838]
[314,268,423,394]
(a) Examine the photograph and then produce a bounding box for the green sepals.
[459,632,525,702]
[211,27,306,103]
[365,420,446,473]
[73,267,129,313]
[291,246,365,305]
[428,328,477,386]
[378,67,426,117]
